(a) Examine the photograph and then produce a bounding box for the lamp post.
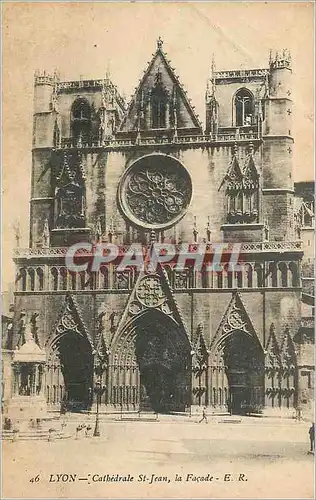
[93,344,109,437]
[93,380,105,437]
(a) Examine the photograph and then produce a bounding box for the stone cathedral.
[3,39,314,417]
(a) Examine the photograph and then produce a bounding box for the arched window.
[151,89,167,128]
[289,262,299,287]
[28,268,35,291]
[69,272,77,290]
[86,271,95,290]
[151,71,168,129]
[79,271,86,290]
[235,270,243,288]
[60,267,68,290]
[99,267,109,289]
[216,271,223,289]
[19,268,27,291]
[234,88,254,127]
[227,191,243,213]
[36,268,44,291]
[269,262,278,288]
[223,264,233,288]
[254,263,263,288]
[71,98,91,144]
[244,264,253,288]
[201,267,208,288]
[51,267,59,291]
[278,263,288,287]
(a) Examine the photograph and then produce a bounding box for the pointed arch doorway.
[46,331,93,411]
[215,331,264,415]
[112,310,191,413]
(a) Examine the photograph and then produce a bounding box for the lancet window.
[71,98,91,144]
[234,88,254,127]
[151,70,168,129]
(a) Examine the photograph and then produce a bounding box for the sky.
[2,1,315,290]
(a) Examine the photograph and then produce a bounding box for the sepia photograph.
[1,1,315,498]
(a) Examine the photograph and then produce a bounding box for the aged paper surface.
[2,2,315,499]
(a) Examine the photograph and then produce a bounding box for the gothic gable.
[111,264,191,349]
[55,150,85,187]
[193,326,208,371]
[224,155,243,192]
[46,294,94,349]
[265,323,281,369]
[119,38,202,134]
[220,145,259,193]
[280,327,297,369]
[242,154,259,190]
[211,291,260,351]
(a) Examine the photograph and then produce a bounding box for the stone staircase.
[2,428,71,441]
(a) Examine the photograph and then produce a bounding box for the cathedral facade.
[3,39,314,417]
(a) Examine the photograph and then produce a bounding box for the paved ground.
[2,415,314,499]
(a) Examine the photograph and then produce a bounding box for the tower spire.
[211,53,216,95]
[106,60,111,80]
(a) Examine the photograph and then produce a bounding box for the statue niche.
[54,151,86,229]
[55,183,85,229]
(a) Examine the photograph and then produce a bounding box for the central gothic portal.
[113,311,191,413]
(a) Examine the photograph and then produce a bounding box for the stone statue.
[30,312,40,345]
[24,321,34,344]
[94,217,102,243]
[42,219,50,248]
[17,311,26,346]
[97,311,108,334]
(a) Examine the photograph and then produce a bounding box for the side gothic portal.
[216,332,265,414]
[46,331,93,411]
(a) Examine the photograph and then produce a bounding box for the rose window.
[136,275,165,308]
[118,154,192,229]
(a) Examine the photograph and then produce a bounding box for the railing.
[13,240,302,259]
[56,79,126,109]
[60,137,101,149]
[215,68,269,80]
[34,75,55,85]
[55,131,262,150]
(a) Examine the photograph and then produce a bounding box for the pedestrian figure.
[308,422,314,452]
[76,424,84,439]
[199,406,208,424]
[296,406,302,421]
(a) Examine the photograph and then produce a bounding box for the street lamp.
[93,380,106,437]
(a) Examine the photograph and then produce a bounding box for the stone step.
[119,416,159,422]
[219,418,242,424]
[2,430,70,441]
